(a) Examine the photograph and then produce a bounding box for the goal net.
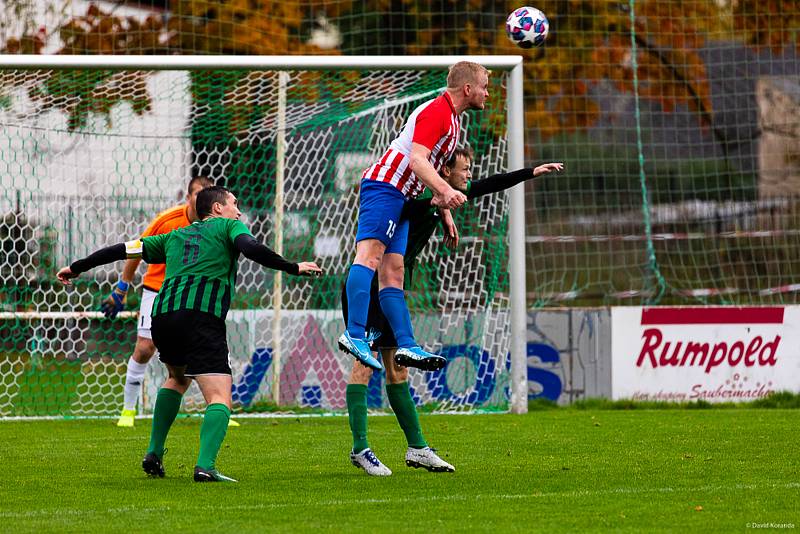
[0,56,523,418]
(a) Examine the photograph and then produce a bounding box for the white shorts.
[137,288,158,339]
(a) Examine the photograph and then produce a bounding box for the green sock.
[346,384,369,453]
[196,403,231,470]
[146,388,183,457]
[387,382,427,449]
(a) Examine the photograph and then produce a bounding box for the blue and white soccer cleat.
[338,331,383,371]
[350,448,392,476]
[394,346,447,371]
[405,447,455,473]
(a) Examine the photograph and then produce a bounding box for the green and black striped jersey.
[133,217,252,319]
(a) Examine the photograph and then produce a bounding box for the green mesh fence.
[0,64,513,417]
[524,1,800,306]
[2,0,798,307]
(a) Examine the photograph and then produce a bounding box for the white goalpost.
[0,54,527,417]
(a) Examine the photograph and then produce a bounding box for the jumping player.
[339,61,489,373]
[343,148,563,475]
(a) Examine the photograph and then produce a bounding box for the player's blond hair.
[447,61,489,89]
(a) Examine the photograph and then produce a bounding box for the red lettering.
[637,328,662,368]
[744,337,762,367]
[634,331,781,372]
[705,342,727,373]
[660,341,682,366]
[681,342,709,366]
[759,335,780,366]
[728,341,745,366]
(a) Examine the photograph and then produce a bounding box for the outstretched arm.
[234,234,322,276]
[57,243,128,285]
[467,163,563,200]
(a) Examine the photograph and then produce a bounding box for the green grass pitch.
[1,409,798,532]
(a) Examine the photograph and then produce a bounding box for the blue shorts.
[355,179,410,255]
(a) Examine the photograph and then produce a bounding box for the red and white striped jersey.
[361,91,460,199]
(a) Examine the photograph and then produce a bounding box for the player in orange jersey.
[103,176,213,427]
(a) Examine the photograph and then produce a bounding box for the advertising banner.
[611,306,800,402]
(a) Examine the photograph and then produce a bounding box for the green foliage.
[648,159,758,203]
[536,133,759,213]
[535,133,643,216]
[527,397,559,410]
[572,391,800,410]
[750,390,800,409]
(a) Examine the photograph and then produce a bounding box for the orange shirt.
[140,204,191,292]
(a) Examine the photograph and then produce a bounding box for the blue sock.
[346,264,375,338]
[379,287,416,348]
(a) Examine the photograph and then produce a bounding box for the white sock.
[123,357,149,411]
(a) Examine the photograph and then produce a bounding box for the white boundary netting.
[0,59,521,417]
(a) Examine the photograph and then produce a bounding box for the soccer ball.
[505,6,549,48]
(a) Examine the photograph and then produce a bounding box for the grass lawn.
[1,409,798,532]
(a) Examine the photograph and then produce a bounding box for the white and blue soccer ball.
[505,6,549,48]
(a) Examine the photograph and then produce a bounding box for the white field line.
[0,411,492,422]
[2,482,799,519]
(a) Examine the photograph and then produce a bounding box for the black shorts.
[151,309,231,376]
[340,280,397,350]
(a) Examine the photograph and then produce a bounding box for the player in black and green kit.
[57,186,322,482]
[341,148,563,476]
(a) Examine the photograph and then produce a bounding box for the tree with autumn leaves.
[1,0,797,137]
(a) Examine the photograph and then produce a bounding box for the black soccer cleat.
[193,466,238,483]
[142,452,165,478]
[394,346,447,371]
